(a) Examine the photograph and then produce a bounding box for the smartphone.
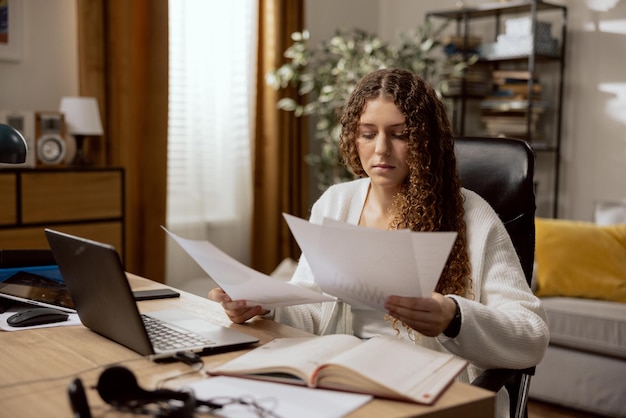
[132,288,180,301]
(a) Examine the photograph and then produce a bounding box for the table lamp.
[0,123,28,164]
[59,97,103,165]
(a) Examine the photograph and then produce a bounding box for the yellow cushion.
[534,217,626,302]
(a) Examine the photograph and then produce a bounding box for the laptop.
[44,228,258,360]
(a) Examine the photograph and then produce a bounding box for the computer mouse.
[7,307,69,327]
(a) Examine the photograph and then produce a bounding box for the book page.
[208,335,363,385]
[312,336,467,404]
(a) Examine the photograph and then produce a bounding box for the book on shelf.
[481,114,540,124]
[208,334,468,405]
[443,80,493,97]
[442,65,492,97]
[495,83,542,95]
[481,114,540,125]
[485,124,538,136]
[491,70,541,94]
[484,94,542,102]
[491,69,538,81]
[481,111,541,137]
[485,124,537,134]
[480,99,549,112]
[493,77,535,85]
[443,35,482,50]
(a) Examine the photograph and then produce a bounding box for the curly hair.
[339,68,471,297]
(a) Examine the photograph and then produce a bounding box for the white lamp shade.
[59,97,104,135]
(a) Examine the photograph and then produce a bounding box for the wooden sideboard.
[0,167,125,260]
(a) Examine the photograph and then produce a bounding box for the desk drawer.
[0,173,16,224]
[0,221,123,250]
[21,171,122,223]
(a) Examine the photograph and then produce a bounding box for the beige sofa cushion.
[541,296,626,359]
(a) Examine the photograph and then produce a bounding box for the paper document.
[186,376,372,418]
[283,214,457,311]
[163,227,335,308]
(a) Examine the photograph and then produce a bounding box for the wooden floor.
[528,400,605,418]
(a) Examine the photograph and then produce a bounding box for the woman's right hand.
[208,287,268,324]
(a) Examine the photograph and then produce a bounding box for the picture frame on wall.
[0,0,23,62]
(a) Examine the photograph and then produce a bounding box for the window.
[167,1,257,287]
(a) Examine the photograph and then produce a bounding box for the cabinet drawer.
[0,173,17,224]
[0,222,123,252]
[21,171,122,223]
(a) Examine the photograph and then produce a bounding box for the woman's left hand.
[384,293,457,337]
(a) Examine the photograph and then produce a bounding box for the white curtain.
[166,1,257,290]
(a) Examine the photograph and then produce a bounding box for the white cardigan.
[274,177,549,418]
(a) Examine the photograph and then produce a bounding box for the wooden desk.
[0,275,494,417]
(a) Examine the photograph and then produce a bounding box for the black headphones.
[69,366,197,418]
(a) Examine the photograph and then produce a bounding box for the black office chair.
[454,136,536,418]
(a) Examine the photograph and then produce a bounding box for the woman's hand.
[208,287,268,324]
[384,293,457,337]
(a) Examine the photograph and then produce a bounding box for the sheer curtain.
[166,1,258,291]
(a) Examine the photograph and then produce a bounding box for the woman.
[209,68,549,418]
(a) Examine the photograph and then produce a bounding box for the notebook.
[44,228,258,360]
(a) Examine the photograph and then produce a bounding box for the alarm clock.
[35,112,67,166]
[37,134,66,165]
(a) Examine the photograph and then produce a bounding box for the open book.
[209,334,468,405]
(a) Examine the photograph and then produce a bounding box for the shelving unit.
[426,1,567,217]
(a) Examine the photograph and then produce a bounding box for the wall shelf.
[427,0,567,217]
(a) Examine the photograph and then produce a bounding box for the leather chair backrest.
[454,136,536,285]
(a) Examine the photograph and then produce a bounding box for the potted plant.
[266,22,466,192]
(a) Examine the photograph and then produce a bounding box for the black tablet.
[0,264,182,313]
[0,266,75,313]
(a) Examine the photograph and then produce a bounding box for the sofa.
[528,212,626,417]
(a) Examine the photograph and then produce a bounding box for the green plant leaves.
[266,23,452,192]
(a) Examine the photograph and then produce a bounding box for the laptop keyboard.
[141,314,216,351]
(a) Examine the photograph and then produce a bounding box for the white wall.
[306,0,626,221]
[561,2,626,220]
[0,0,78,111]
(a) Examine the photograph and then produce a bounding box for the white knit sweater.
[274,177,549,418]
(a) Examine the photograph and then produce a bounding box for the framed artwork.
[0,0,23,62]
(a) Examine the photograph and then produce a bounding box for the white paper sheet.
[162,227,335,308]
[185,376,372,418]
[283,214,457,311]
